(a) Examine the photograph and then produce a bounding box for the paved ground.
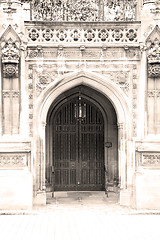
[0,192,160,240]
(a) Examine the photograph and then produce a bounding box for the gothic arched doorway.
[46,85,118,193]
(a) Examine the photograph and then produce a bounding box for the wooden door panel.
[53,96,104,191]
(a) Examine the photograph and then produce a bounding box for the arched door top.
[36,71,130,131]
[47,94,105,191]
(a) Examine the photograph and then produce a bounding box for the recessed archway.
[34,71,131,205]
[46,85,118,193]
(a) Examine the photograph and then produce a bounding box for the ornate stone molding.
[27,26,139,44]
[2,91,20,98]
[142,154,160,166]
[143,0,154,3]
[147,89,160,97]
[28,64,34,137]
[0,154,27,168]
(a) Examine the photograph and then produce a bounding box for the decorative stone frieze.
[0,154,27,168]
[27,25,139,44]
[125,48,140,58]
[32,0,137,22]
[27,46,43,58]
[142,154,160,166]
[2,91,20,98]
[147,89,160,97]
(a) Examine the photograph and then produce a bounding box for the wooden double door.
[53,96,105,191]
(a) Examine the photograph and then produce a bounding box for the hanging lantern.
[74,96,86,120]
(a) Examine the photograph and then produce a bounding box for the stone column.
[117,122,126,191]
[137,45,147,139]
[20,45,29,137]
[33,122,46,206]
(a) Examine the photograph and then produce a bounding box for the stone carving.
[84,29,96,42]
[98,29,109,42]
[143,0,154,3]
[36,72,52,92]
[146,26,160,78]
[12,91,20,98]
[104,0,136,21]
[112,29,123,42]
[148,64,160,77]
[125,48,140,58]
[71,29,81,41]
[0,154,26,168]
[1,38,20,63]
[3,0,17,19]
[27,46,43,58]
[28,28,39,41]
[28,65,34,137]
[32,0,137,22]
[27,26,139,43]
[147,89,160,97]
[1,37,20,77]
[42,29,53,41]
[2,91,20,98]
[142,154,160,165]
[2,92,10,98]
[3,63,18,78]
[150,0,160,16]
[126,29,137,41]
[57,30,67,42]
[148,38,160,63]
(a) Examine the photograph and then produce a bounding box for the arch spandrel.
[35,71,131,133]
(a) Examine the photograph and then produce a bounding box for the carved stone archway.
[34,71,132,206]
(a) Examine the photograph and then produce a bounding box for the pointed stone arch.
[33,71,132,206]
[145,25,160,45]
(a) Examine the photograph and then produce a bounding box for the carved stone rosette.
[1,38,20,78]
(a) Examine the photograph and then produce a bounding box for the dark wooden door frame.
[52,95,105,191]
